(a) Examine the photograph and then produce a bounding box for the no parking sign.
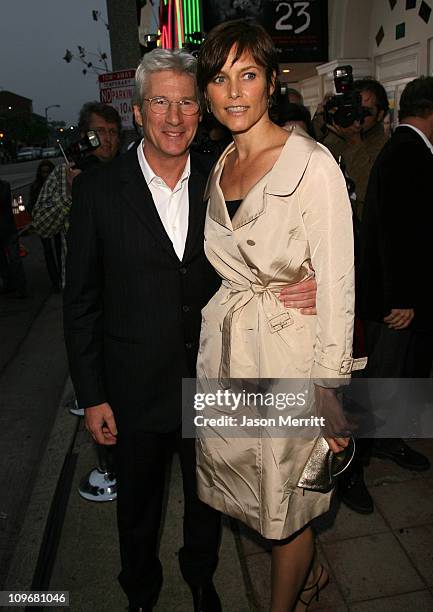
[99,70,136,129]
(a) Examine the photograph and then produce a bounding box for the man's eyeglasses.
[144,97,200,116]
[93,127,120,138]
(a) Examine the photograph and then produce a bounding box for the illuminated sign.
[202,0,328,63]
[159,0,203,49]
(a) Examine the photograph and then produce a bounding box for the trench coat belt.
[218,280,294,389]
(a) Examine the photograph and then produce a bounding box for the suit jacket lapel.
[182,154,211,263]
[119,144,179,260]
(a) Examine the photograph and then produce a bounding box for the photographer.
[32,101,121,286]
[323,78,389,221]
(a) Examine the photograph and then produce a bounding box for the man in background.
[32,101,121,285]
[323,79,389,220]
[342,76,432,516]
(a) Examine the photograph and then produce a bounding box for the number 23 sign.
[264,0,328,62]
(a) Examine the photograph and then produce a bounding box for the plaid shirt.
[32,163,71,285]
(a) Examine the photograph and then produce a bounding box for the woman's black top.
[225,199,243,220]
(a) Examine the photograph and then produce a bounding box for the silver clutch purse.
[297,436,356,493]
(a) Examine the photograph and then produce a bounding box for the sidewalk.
[4,381,433,610]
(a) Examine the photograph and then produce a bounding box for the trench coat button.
[246,239,255,246]
[185,342,193,349]
[182,305,190,312]
[179,267,187,275]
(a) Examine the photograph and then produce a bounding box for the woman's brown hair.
[197,19,279,98]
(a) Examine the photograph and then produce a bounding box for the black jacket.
[0,180,16,241]
[63,144,220,433]
[359,126,433,329]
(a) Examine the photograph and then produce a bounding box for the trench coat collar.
[119,143,209,263]
[205,127,317,231]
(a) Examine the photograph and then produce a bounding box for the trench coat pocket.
[274,310,315,375]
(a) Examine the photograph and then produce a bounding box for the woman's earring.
[206,99,212,114]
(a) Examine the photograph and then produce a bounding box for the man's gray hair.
[134,48,197,108]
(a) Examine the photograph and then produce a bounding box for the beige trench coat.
[196,128,357,540]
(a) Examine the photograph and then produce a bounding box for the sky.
[0,0,112,126]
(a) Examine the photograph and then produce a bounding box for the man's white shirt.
[137,139,190,260]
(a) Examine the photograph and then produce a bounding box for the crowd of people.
[2,17,433,612]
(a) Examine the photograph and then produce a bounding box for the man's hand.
[66,165,82,196]
[383,308,414,330]
[85,402,118,445]
[279,277,317,315]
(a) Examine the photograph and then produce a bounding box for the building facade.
[300,0,433,121]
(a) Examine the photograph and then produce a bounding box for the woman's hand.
[325,436,349,454]
[315,385,354,454]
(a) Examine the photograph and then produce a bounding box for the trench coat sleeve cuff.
[311,356,368,387]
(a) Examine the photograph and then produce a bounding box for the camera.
[65,130,101,169]
[324,66,371,128]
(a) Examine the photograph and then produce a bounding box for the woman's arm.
[299,144,357,384]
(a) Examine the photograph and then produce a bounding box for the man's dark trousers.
[116,431,221,607]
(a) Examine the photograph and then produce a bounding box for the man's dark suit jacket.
[359,126,433,330]
[63,144,220,433]
[0,180,16,241]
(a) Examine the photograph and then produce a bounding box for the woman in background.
[29,160,61,291]
[196,20,358,610]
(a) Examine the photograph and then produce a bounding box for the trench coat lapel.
[265,127,316,196]
[205,143,235,231]
[205,142,268,231]
[205,129,317,232]
[119,144,179,261]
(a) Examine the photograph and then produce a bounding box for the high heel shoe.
[297,564,329,609]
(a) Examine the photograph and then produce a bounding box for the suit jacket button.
[179,267,187,275]
[182,305,190,312]
[185,342,193,349]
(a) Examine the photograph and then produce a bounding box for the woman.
[195,20,359,610]
[29,160,61,291]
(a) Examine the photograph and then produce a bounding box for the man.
[63,49,316,611]
[32,101,121,285]
[321,80,390,514]
[0,179,27,298]
[323,79,389,220]
[351,77,433,511]
[361,76,433,385]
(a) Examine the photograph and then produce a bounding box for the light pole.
[44,104,60,145]
[44,104,60,123]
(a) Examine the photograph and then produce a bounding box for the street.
[0,157,62,192]
[0,175,69,588]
